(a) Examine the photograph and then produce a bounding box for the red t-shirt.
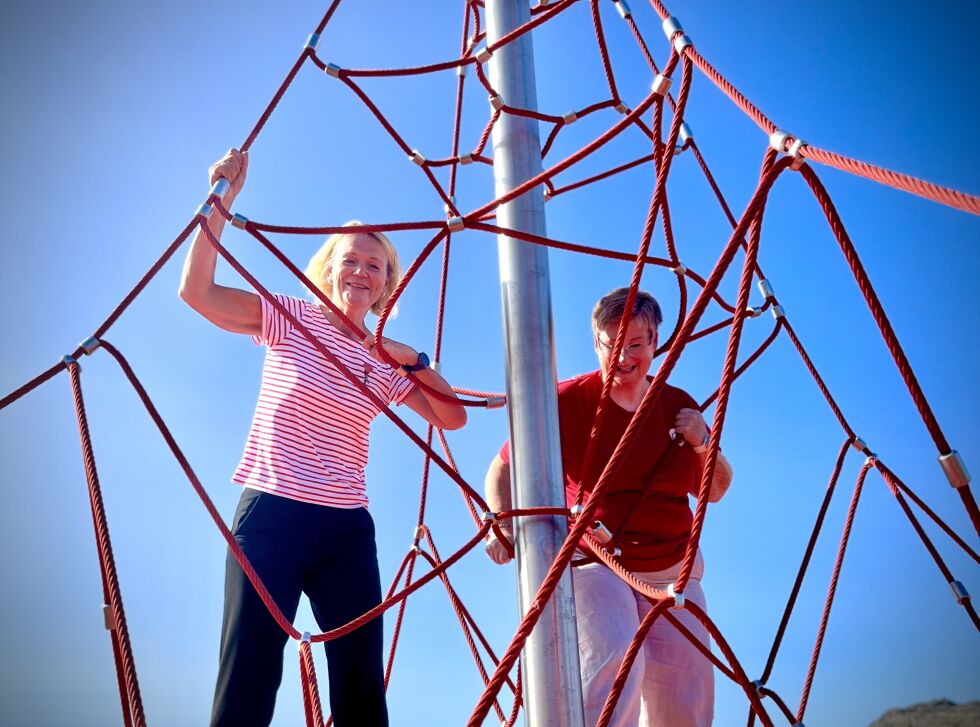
[500,370,702,571]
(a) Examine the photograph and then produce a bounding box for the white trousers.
[572,550,713,727]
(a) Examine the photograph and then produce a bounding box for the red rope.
[299,639,326,727]
[796,460,873,722]
[66,362,146,727]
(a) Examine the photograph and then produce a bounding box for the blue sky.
[1,1,977,726]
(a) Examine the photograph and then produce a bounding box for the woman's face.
[328,234,390,312]
[594,316,657,387]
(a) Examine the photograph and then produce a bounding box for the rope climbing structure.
[1,1,977,725]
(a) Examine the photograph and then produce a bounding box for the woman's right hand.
[485,529,514,565]
[209,148,249,201]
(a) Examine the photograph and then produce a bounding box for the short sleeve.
[388,370,416,406]
[252,294,304,347]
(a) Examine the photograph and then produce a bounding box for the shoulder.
[662,383,698,411]
[557,370,603,411]
[558,370,602,396]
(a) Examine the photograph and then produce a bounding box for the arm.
[178,149,261,335]
[484,454,514,565]
[364,337,467,431]
[674,407,734,503]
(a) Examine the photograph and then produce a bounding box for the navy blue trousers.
[210,488,388,727]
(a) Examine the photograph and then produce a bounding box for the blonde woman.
[180,149,466,727]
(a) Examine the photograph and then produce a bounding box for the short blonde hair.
[591,287,663,335]
[304,221,403,316]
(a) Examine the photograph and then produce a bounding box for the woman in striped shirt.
[179,148,467,727]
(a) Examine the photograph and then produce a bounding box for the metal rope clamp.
[949,580,970,604]
[298,631,312,651]
[939,450,970,489]
[769,129,807,170]
[651,74,672,97]
[674,122,693,155]
[661,16,693,54]
[590,520,614,545]
[615,0,632,20]
[667,583,685,608]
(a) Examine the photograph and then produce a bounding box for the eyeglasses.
[596,335,653,356]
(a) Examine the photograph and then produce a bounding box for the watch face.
[418,352,430,369]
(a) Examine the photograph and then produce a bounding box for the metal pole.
[485,2,585,726]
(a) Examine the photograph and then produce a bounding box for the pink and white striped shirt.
[232,294,415,508]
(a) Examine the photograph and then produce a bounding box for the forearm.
[693,449,733,502]
[483,455,515,564]
[410,367,467,430]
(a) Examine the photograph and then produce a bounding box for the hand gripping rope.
[2,2,978,726]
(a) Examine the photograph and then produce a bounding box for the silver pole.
[485,2,585,726]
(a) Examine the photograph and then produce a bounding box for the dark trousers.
[210,488,389,727]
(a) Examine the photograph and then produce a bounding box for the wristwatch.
[692,433,710,453]
[402,351,430,373]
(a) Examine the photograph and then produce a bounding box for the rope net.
[2,1,977,725]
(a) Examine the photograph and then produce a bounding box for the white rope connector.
[324,62,341,78]
[865,454,879,468]
[770,304,785,320]
[667,583,685,608]
[481,511,496,523]
[614,0,632,20]
[562,111,578,124]
[570,503,584,518]
[443,196,456,215]
[299,631,311,651]
[447,216,465,233]
[590,520,613,545]
[430,360,441,374]
[61,354,76,367]
[607,546,622,557]
[757,278,775,300]
[614,102,630,115]
[409,150,426,166]
[79,336,100,356]
[195,203,214,219]
[414,525,425,540]
[950,580,970,604]
[769,129,807,170]
[490,94,505,111]
[231,213,249,230]
[475,46,492,64]
[679,122,693,144]
[651,74,672,96]
[671,263,686,276]
[851,437,868,453]
[662,16,693,53]
[304,33,320,52]
[210,178,230,200]
[456,64,467,78]
[486,395,507,409]
[662,16,683,39]
[746,306,763,318]
[939,451,970,489]
[752,680,764,695]
[459,153,473,165]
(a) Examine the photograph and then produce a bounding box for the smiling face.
[595,316,657,388]
[327,234,390,315]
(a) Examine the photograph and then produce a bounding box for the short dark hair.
[591,287,663,335]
